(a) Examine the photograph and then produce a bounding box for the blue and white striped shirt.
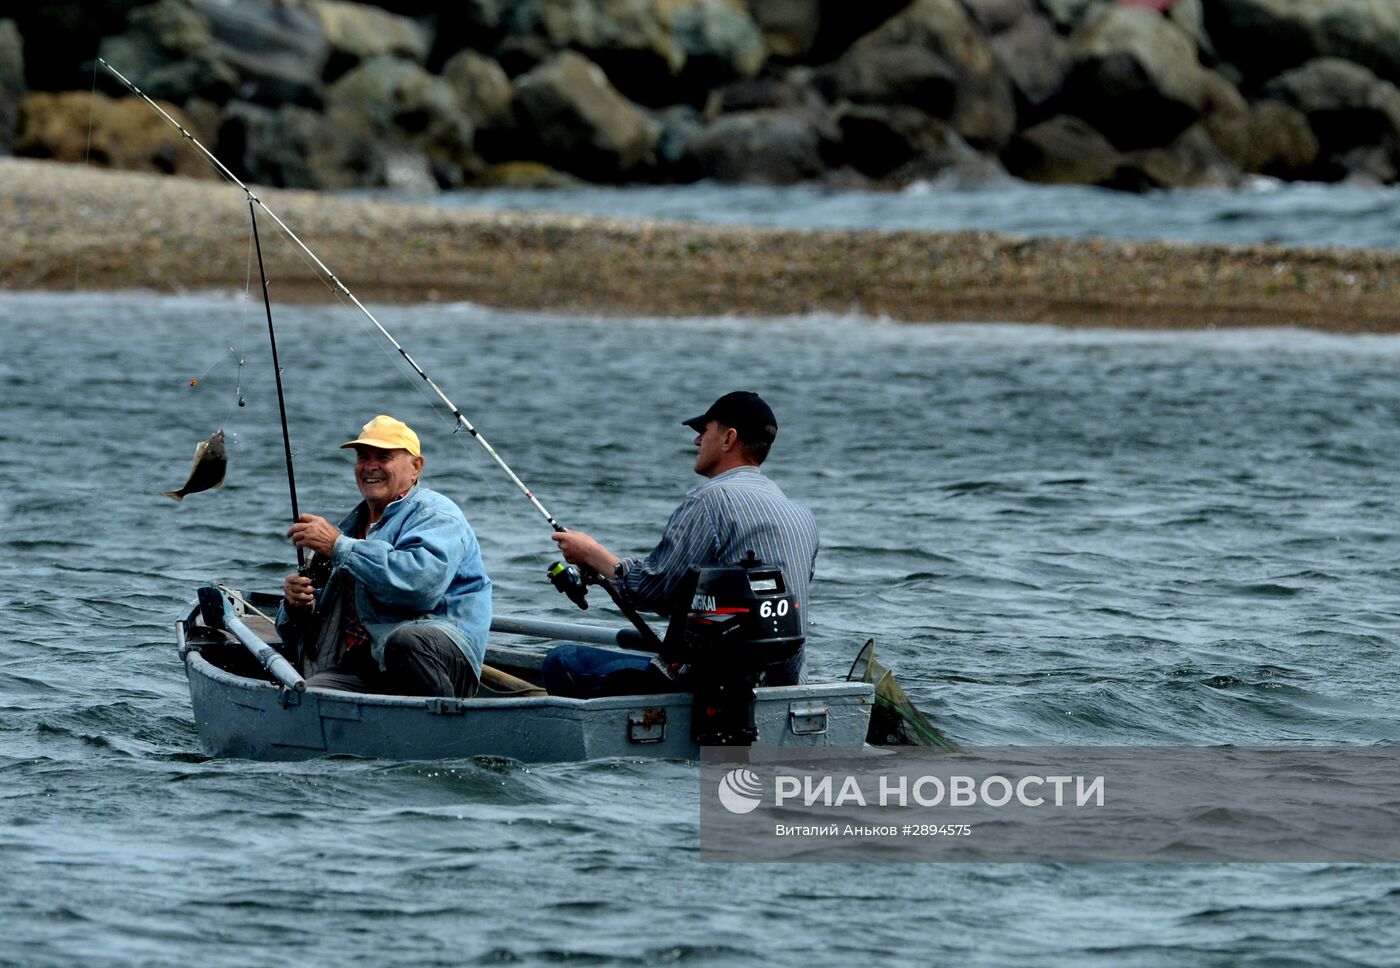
[616,466,819,684]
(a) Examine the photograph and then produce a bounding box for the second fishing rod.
[98,57,663,648]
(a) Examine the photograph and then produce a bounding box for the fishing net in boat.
[847,639,955,748]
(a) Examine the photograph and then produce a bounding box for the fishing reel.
[548,561,590,610]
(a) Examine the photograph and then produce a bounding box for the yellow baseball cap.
[341,415,421,457]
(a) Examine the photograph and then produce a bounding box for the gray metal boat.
[177,590,875,762]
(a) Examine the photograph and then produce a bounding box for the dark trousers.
[305,625,479,699]
[540,643,676,699]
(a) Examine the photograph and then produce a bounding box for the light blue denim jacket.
[276,484,491,677]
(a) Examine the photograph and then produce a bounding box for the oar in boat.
[196,586,305,693]
[490,615,649,650]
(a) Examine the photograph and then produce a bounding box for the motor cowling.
[663,553,804,747]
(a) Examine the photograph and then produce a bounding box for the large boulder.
[1264,58,1400,182]
[744,0,919,64]
[7,3,145,91]
[325,56,481,188]
[964,0,1032,34]
[0,20,23,154]
[1001,113,1129,186]
[423,0,515,70]
[1196,67,1251,168]
[1264,58,1400,152]
[97,0,330,107]
[967,0,1072,122]
[1126,123,1243,188]
[196,0,331,106]
[513,51,656,180]
[704,66,825,119]
[1167,0,1216,64]
[15,89,216,178]
[97,0,240,104]
[1332,145,1397,186]
[441,49,519,160]
[822,0,1017,150]
[307,0,432,81]
[744,0,821,60]
[1061,5,1211,150]
[495,0,766,106]
[442,49,515,131]
[1238,100,1318,178]
[218,99,367,189]
[672,0,767,104]
[835,103,999,185]
[1033,0,1102,32]
[496,0,683,106]
[684,108,830,183]
[1205,0,1400,91]
[653,103,706,180]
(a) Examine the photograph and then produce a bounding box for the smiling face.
[354,445,423,518]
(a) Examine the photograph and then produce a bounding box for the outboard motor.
[663,552,804,747]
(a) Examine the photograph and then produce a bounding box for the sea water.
[3,180,1400,965]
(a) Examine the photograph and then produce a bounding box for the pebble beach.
[2,156,1397,332]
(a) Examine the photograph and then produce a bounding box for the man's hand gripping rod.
[547,545,665,651]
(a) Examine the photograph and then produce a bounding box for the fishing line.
[184,343,240,393]
[75,59,100,291]
[233,218,254,410]
[182,216,258,418]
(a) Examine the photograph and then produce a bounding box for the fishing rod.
[99,58,663,648]
[248,198,305,573]
[97,59,557,530]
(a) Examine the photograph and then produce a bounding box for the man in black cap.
[543,391,819,697]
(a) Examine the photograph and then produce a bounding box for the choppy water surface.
[3,291,1400,965]
[377,178,1400,250]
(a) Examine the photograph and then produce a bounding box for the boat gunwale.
[179,596,876,711]
[184,648,874,709]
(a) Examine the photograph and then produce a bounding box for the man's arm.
[551,531,620,575]
[608,497,721,613]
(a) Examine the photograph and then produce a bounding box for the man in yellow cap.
[275,415,492,697]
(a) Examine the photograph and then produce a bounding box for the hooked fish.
[165,429,228,502]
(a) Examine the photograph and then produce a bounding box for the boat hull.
[178,589,874,762]
[185,652,873,761]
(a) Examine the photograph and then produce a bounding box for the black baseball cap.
[682,391,777,443]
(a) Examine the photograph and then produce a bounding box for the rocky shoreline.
[5,2,1400,194]
[3,157,1397,333]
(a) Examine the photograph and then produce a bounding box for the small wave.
[940,480,1002,493]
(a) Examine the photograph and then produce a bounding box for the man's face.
[693,420,732,477]
[354,445,422,509]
